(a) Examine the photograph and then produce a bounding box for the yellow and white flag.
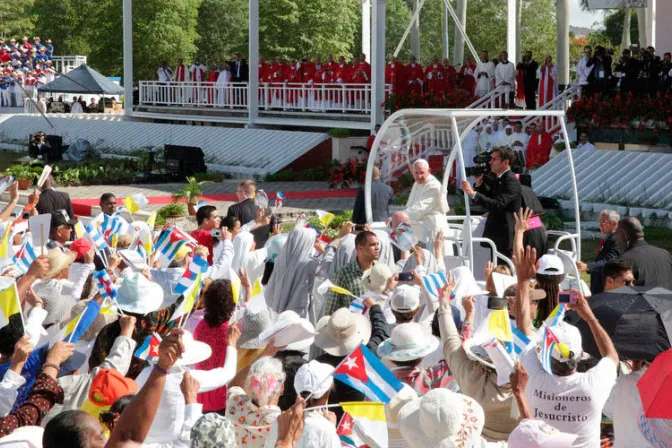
[170,272,203,324]
[146,211,157,229]
[316,210,335,228]
[0,279,21,330]
[124,194,149,215]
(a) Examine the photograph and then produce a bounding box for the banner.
[586,0,647,9]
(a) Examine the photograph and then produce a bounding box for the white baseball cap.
[294,360,334,398]
[548,321,583,363]
[537,254,565,276]
[508,419,578,447]
[390,285,421,313]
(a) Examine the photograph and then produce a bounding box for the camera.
[211,229,222,239]
[398,272,415,282]
[558,291,578,305]
[464,151,492,177]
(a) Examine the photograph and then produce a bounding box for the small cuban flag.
[134,333,162,361]
[13,241,37,275]
[93,269,118,300]
[348,297,366,315]
[274,191,285,208]
[101,214,124,244]
[511,325,532,358]
[422,272,447,298]
[85,224,108,250]
[123,193,149,215]
[175,255,209,295]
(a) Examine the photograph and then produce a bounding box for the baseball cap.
[89,369,138,407]
[536,254,564,276]
[508,419,578,447]
[549,321,582,363]
[70,238,93,261]
[51,209,77,232]
[294,360,334,398]
[390,285,421,313]
[363,262,392,295]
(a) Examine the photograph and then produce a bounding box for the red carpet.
[71,189,357,216]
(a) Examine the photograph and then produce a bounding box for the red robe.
[425,63,446,94]
[459,63,476,96]
[538,64,556,107]
[300,63,316,83]
[207,70,218,103]
[352,62,371,84]
[385,62,405,94]
[405,63,424,94]
[285,65,301,104]
[526,132,553,169]
[270,63,287,99]
[515,69,525,107]
[444,65,457,92]
[175,64,187,82]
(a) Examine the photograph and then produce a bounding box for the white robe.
[70,101,83,113]
[576,56,593,86]
[216,69,230,106]
[577,142,596,151]
[494,61,516,94]
[475,61,495,97]
[405,174,450,247]
[510,131,529,155]
[478,131,497,153]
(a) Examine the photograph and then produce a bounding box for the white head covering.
[231,231,254,272]
[265,227,319,321]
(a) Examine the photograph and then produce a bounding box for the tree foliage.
[0,0,36,39]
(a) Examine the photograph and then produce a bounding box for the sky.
[569,0,603,28]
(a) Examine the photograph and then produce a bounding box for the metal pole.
[248,0,259,127]
[371,0,385,131]
[122,0,133,117]
[443,3,450,60]
[393,0,426,58]
[559,116,581,260]
[411,0,421,59]
[442,0,481,65]
[454,0,467,66]
[450,116,473,270]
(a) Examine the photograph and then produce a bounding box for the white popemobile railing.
[365,109,581,280]
[51,56,88,74]
[138,81,392,114]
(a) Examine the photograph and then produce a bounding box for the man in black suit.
[231,53,249,83]
[352,166,393,225]
[461,146,522,260]
[226,180,276,247]
[516,51,538,110]
[617,217,672,289]
[36,175,75,219]
[576,209,621,294]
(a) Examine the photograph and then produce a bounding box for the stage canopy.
[38,64,124,95]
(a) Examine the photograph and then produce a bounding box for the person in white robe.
[576,46,593,89]
[404,159,450,252]
[496,125,515,147]
[494,51,516,107]
[474,51,495,97]
[576,132,596,151]
[216,63,231,107]
[478,124,497,154]
[70,97,83,113]
[510,121,529,160]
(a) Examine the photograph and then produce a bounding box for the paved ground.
[1,180,358,222]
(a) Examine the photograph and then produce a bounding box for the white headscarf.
[265,227,319,321]
[232,232,255,272]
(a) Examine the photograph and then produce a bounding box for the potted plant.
[171,176,213,216]
[158,203,187,220]
[6,164,38,190]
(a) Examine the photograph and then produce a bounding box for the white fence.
[51,56,88,74]
[139,81,392,114]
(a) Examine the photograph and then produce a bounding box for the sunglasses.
[623,279,635,286]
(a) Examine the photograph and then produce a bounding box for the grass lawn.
[0,150,26,172]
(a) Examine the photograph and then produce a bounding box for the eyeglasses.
[623,279,635,286]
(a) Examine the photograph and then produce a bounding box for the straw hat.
[399,389,485,448]
[315,308,372,357]
[45,249,76,278]
[377,323,440,362]
[237,306,278,349]
[115,272,164,315]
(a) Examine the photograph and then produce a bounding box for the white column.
[507,0,516,65]
[556,0,570,87]
[648,0,656,48]
[248,0,259,127]
[637,7,648,47]
[411,0,421,59]
[371,0,386,129]
[515,0,522,64]
[362,0,371,62]
[443,2,450,60]
[122,0,133,117]
[621,8,632,50]
[454,0,467,66]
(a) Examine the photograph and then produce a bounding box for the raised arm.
[513,246,537,339]
[0,182,19,223]
[513,208,532,262]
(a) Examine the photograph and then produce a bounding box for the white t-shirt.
[520,344,617,448]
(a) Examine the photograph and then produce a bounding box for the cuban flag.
[134,333,162,361]
[348,298,366,315]
[175,255,209,295]
[85,224,108,250]
[541,326,560,375]
[13,241,37,274]
[511,325,532,358]
[333,344,404,404]
[155,228,197,262]
[101,214,124,244]
[93,269,117,300]
[274,191,286,208]
[422,272,447,297]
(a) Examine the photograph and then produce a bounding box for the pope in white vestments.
[404,159,451,252]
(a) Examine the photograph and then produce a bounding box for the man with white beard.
[405,159,450,251]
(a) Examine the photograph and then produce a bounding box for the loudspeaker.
[164,145,206,176]
[46,135,64,161]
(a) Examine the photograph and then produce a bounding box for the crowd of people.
[0,37,57,108]
[0,154,669,448]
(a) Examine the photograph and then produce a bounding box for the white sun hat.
[377,323,440,362]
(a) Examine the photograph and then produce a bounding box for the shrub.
[158,203,187,217]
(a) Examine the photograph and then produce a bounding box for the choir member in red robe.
[405,56,424,95]
[285,58,301,106]
[206,67,218,104]
[443,58,457,92]
[459,57,477,96]
[174,58,188,103]
[425,56,447,94]
[385,56,405,94]
[526,121,553,169]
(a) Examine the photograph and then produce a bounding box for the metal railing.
[139,81,392,114]
[466,86,508,109]
[51,56,88,74]
[522,85,581,134]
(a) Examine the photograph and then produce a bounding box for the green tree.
[0,1,35,40]
[259,0,299,58]
[600,8,639,47]
[291,0,358,59]
[196,0,248,65]
[31,0,95,57]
